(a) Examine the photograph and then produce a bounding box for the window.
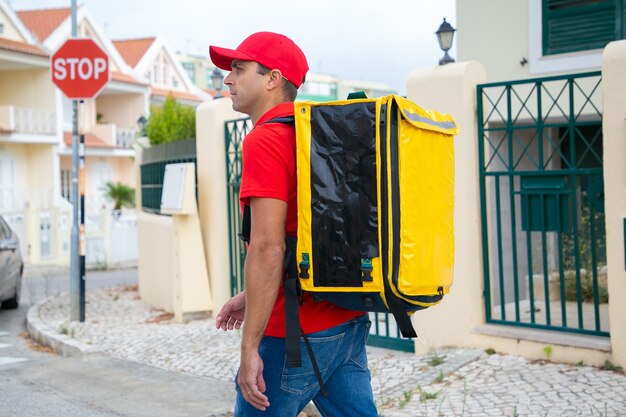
[0,152,16,211]
[182,62,195,83]
[173,77,179,88]
[0,23,5,35]
[543,0,626,55]
[153,64,158,83]
[163,65,168,86]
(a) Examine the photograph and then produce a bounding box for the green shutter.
[543,0,623,55]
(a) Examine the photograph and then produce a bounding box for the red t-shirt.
[239,102,363,337]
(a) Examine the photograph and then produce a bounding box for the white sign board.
[161,164,187,213]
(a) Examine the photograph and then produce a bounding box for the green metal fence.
[224,117,413,352]
[140,138,196,215]
[477,71,608,337]
[225,118,253,296]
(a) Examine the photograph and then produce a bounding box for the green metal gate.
[478,71,608,337]
[225,118,253,296]
[224,117,413,352]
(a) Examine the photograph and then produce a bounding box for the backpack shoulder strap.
[259,116,295,125]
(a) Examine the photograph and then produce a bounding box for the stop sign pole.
[51,0,110,322]
[70,0,81,323]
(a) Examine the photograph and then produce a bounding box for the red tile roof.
[63,131,114,148]
[111,71,149,86]
[0,37,48,57]
[113,38,156,68]
[17,8,70,43]
[151,87,203,103]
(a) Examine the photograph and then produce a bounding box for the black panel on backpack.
[309,103,379,287]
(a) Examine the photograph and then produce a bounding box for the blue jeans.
[234,314,378,417]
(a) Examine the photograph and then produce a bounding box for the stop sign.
[51,39,110,99]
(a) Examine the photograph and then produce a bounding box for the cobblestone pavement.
[31,286,626,417]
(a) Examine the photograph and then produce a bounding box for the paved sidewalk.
[27,285,626,417]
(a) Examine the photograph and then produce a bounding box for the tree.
[104,182,135,210]
[145,95,196,145]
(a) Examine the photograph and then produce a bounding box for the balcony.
[91,123,138,149]
[0,106,56,135]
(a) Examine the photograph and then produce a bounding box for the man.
[211,32,378,417]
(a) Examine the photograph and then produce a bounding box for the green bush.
[145,96,195,145]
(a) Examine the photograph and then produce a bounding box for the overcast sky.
[12,0,457,94]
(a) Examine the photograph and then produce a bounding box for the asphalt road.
[0,267,233,417]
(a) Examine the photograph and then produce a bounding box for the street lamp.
[436,18,456,65]
[137,115,147,136]
[211,67,224,99]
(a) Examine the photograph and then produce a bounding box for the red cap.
[209,32,309,88]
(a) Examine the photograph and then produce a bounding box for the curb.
[26,298,103,357]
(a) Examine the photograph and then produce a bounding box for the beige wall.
[407,61,488,352]
[0,69,56,109]
[137,211,174,313]
[96,93,146,128]
[136,165,212,321]
[0,143,69,264]
[602,40,626,367]
[1,143,56,207]
[196,99,244,313]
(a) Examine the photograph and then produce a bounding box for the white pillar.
[601,40,626,369]
[406,62,487,354]
[196,99,245,314]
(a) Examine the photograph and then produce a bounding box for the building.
[401,0,626,368]
[0,0,63,262]
[9,4,153,266]
[114,37,211,107]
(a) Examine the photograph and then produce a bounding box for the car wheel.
[2,266,22,310]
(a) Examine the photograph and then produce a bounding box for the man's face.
[224,60,267,115]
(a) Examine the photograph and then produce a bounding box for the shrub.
[145,95,195,145]
[104,182,135,210]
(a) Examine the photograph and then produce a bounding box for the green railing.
[140,138,196,215]
[478,71,608,337]
[225,118,253,296]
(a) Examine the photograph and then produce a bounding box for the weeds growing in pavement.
[435,370,445,383]
[398,390,414,408]
[419,387,439,402]
[600,360,624,374]
[428,354,446,367]
[543,345,553,361]
[485,347,496,355]
[58,322,75,337]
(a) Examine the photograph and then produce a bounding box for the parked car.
[0,215,23,309]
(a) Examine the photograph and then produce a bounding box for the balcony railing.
[0,105,56,135]
[117,127,138,148]
[0,186,56,211]
[91,124,138,149]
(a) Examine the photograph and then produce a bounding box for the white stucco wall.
[601,39,626,368]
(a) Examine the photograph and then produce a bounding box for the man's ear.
[266,69,283,91]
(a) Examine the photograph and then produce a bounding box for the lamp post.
[137,115,147,136]
[436,18,456,65]
[211,67,224,99]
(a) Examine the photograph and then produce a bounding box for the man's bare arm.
[238,197,287,410]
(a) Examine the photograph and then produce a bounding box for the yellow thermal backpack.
[241,94,458,374]
[288,94,458,337]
